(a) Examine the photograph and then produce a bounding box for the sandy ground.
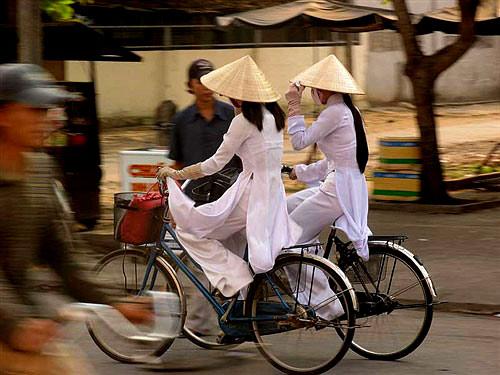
[98,102,500,213]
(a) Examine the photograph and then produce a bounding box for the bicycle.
[87,178,358,374]
[323,227,438,360]
[282,163,438,360]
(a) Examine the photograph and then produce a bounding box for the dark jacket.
[0,152,109,345]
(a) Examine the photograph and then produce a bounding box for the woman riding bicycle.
[285,55,372,261]
[157,56,301,298]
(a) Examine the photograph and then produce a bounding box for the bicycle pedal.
[216,333,247,345]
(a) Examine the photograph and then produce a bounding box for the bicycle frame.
[135,221,301,328]
[159,223,226,317]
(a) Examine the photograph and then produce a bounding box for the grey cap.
[0,64,75,108]
[188,59,214,80]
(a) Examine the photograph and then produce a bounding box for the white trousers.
[178,258,219,334]
[176,188,254,298]
[287,186,343,245]
[286,187,345,319]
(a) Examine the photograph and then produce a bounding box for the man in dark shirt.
[168,59,241,204]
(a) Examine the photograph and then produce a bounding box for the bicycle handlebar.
[158,165,293,194]
[281,165,293,175]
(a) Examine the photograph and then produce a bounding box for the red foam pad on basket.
[119,192,164,245]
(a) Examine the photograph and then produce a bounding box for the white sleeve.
[287,106,343,150]
[200,115,249,175]
[295,158,329,184]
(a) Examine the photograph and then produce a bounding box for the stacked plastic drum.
[372,137,421,201]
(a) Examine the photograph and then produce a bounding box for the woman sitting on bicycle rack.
[285,55,372,261]
[157,56,302,298]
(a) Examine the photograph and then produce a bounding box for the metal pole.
[344,0,353,73]
[345,33,353,73]
[90,61,96,83]
[251,29,262,61]
[89,61,98,118]
[17,0,42,64]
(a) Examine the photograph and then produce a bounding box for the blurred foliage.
[445,164,499,179]
[41,0,92,21]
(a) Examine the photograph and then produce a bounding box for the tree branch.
[428,0,479,79]
[392,0,422,76]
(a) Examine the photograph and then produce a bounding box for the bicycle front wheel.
[348,244,434,360]
[246,253,356,375]
[87,248,186,363]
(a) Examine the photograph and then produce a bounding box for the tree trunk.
[393,0,479,204]
[17,0,42,64]
[411,67,450,203]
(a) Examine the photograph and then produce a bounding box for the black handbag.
[185,167,241,205]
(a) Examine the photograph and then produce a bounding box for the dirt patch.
[98,103,500,218]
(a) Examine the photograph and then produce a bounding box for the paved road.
[77,312,499,374]
[368,207,500,311]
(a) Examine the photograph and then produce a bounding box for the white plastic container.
[119,148,172,191]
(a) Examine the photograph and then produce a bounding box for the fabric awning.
[217,0,500,36]
[416,3,500,35]
[0,22,142,63]
[217,0,398,32]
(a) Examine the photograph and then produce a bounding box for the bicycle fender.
[369,241,438,299]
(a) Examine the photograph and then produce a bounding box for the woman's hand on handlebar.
[281,165,297,180]
[157,163,203,181]
[157,166,178,181]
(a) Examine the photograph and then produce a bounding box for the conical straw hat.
[200,55,280,103]
[291,55,364,95]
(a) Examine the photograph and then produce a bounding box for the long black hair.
[241,101,285,132]
[342,94,369,174]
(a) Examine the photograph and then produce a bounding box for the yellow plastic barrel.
[379,137,421,171]
[372,169,420,201]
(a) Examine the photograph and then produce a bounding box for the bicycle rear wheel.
[87,248,186,363]
[347,244,434,360]
[246,253,356,374]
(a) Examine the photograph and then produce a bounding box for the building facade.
[64,0,500,118]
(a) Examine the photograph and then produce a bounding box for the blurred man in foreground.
[0,64,151,374]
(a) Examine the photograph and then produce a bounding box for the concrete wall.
[355,0,500,104]
[434,36,500,102]
[66,44,366,118]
